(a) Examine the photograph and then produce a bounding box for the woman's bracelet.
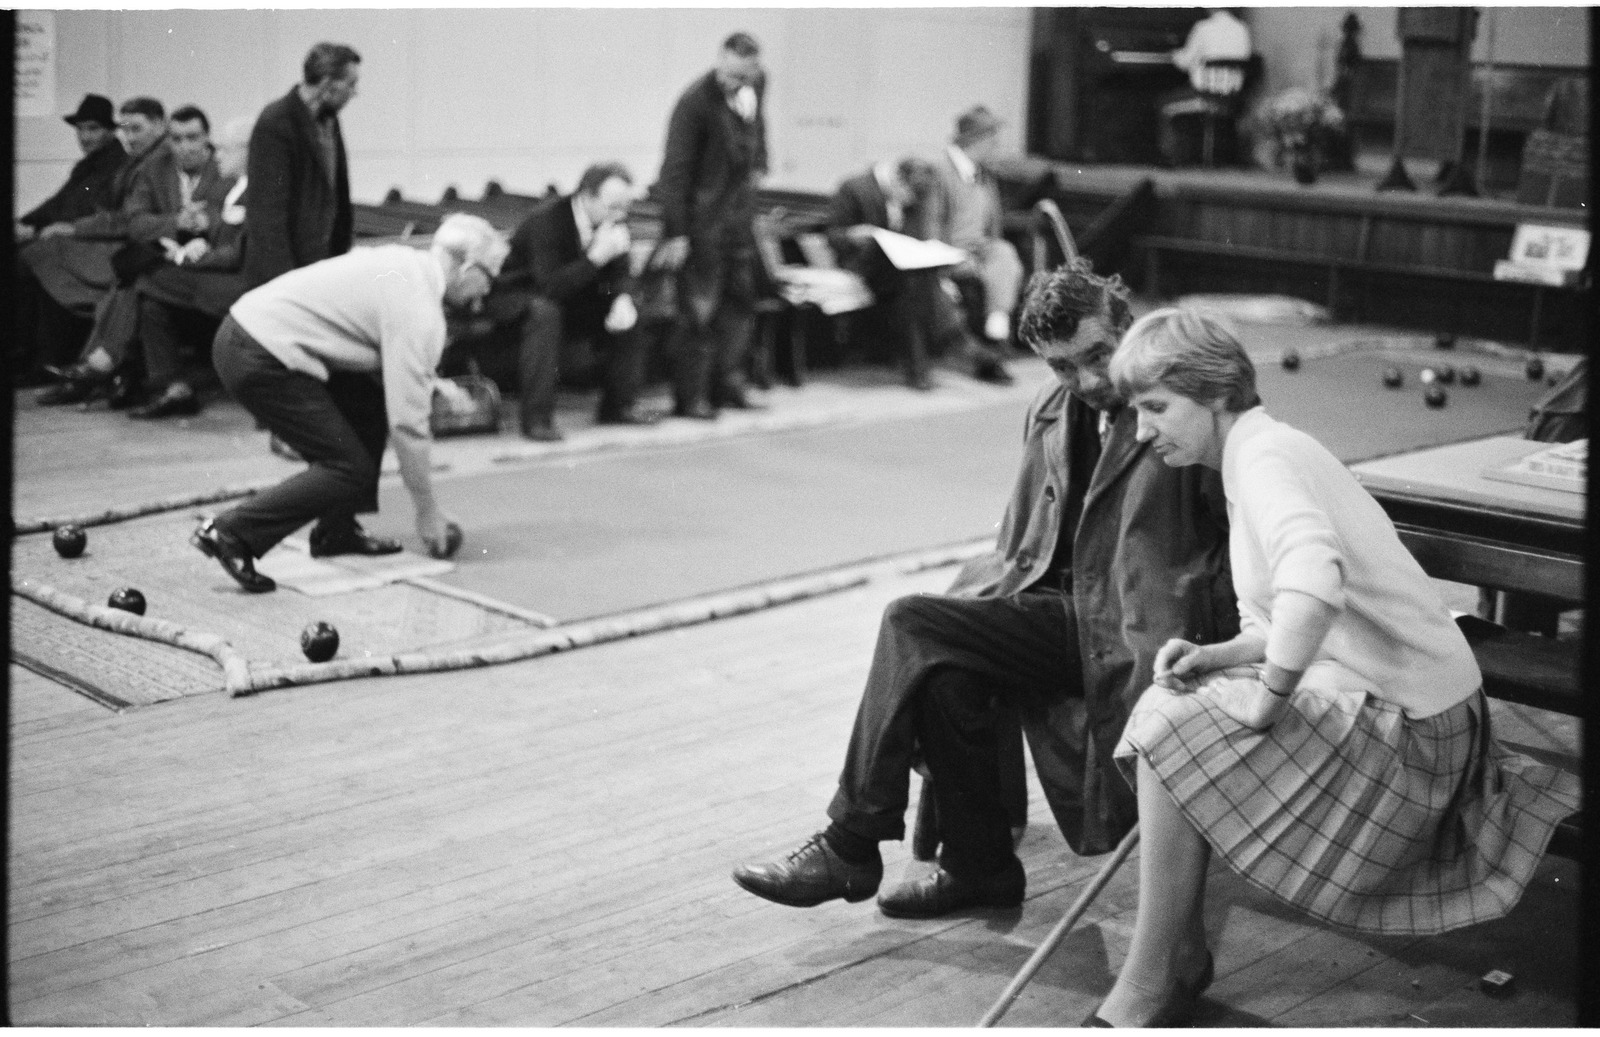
[1263,680,1292,697]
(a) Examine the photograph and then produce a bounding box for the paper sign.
[870,228,968,271]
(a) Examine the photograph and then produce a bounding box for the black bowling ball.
[52,524,87,558]
[108,587,146,615]
[1424,386,1448,409]
[1435,364,1456,385]
[301,621,340,663]
[1280,350,1301,371]
[1526,356,1545,380]
[1459,366,1481,387]
[1381,367,1404,388]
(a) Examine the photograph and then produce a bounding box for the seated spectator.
[193,213,508,593]
[447,162,657,441]
[28,102,221,401]
[15,94,127,243]
[1158,8,1254,166]
[827,156,1010,389]
[926,105,1024,356]
[40,107,231,412]
[1091,308,1579,1026]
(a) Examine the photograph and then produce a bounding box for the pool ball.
[1281,350,1301,371]
[300,621,340,663]
[1459,366,1481,387]
[52,524,87,558]
[108,587,146,615]
[1436,364,1456,385]
[1526,356,1545,380]
[1435,332,1457,349]
[1419,367,1437,385]
[1424,386,1448,409]
[1382,367,1404,388]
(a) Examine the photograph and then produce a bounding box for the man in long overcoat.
[652,31,768,419]
[733,258,1236,917]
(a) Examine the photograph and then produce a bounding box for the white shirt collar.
[946,144,978,184]
[224,175,248,208]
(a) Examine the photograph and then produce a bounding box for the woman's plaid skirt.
[1113,669,1581,936]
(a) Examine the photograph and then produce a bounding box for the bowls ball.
[1526,356,1545,380]
[107,587,146,615]
[1381,367,1404,388]
[1436,364,1456,385]
[1424,386,1448,409]
[1435,332,1457,349]
[430,521,465,560]
[300,621,340,663]
[52,524,87,558]
[1280,350,1301,372]
[1459,366,1481,387]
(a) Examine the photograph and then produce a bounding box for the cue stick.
[1474,8,1498,192]
[977,826,1141,1027]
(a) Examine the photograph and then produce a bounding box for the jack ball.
[108,587,146,615]
[1280,350,1301,371]
[1526,356,1545,380]
[1459,366,1481,387]
[1419,367,1436,385]
[301,621,340,663]
[1424,386,1448,409]
[1436,364,1456,385]
[52,524,87,558]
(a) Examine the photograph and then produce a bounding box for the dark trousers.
[139,294,217,391]
[827,587,1081,879]
[211,316,387,558]
[672,243,758,409]
[454,292,649,429]
[12,255,90,385]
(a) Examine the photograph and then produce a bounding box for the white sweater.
[1222,408,1481,718]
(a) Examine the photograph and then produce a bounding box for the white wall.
[14,7,1031,215]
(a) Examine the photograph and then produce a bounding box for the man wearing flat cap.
[926,104,1026,361]
[16,94,128,241]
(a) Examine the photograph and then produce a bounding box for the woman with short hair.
[1087,307,1579,1027]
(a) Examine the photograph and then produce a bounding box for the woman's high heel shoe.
[1083,950,1215,1028]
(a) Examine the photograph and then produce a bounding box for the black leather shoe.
[716,392,766,411]
[973,360,1014,386]
[106,371,145,410]
[36,378,99,406]
[732,833,883,908]
[673,401,718,420]
[192,520,276,593]
[876,859,1024,919]
[129,383,201,419]
[906,373,935,392]
[308,521,404,558]
[519,422,565,442]
[595,405,663,426]
[1083,950,1214,1028]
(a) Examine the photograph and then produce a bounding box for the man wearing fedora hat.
[927,104,1025,367]
[16,94,128,241]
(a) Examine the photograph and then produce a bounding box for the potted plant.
[1255,88,1346,185]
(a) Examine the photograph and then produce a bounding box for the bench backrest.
[1393,524,1584,604]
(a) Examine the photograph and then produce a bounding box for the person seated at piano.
[1158,8,1253,166]
[827,157,1006,390]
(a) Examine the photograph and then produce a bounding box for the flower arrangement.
[1255,88,1346,170]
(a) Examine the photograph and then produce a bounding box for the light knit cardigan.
[1222,407,1481,718]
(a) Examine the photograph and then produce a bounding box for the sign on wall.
[15,10,57,118]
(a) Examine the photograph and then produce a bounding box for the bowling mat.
[254,535,457,597]
[11,512,542,707]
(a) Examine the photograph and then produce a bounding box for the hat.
[64,94,115,129]
[953,105,1003,146]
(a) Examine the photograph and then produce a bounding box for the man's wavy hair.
[1016,256,1132,351]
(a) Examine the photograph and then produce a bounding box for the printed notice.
[1483,439,1587,495]
[15,11,56,119]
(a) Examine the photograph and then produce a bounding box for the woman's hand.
[1153,638,1210,693]
[1199,669,1288,731]
[417,508,464,559]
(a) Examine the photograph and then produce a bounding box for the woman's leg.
[1094,754,1212,1026]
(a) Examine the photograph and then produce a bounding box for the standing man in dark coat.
[244,42,359,289]
[15,94,127,240]
[452,162,658,441]
[652,31,768,420]
[732,258,1236,918]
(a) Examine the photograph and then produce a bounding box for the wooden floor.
[7,564,1582,1027]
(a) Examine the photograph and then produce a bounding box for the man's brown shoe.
[877,859,1024,918]
[732,833,882,908]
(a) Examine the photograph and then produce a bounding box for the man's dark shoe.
[520,421,565,442]
[192,520,276,593]
[673,401,718,420]
[973,360,1014,386]
[876,859,1024,919]
[595,405,662,426]
[106,371,145,410]
[129,383,201,419]
[906,372,935,392]
[308,521,404,558]
[732,833,883,908]
[36,378,99,406]
[716,391,766,411]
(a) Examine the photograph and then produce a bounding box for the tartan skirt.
[1113,668,1581,936]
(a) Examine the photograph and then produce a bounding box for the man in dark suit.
[451,163,658,441]
[828,157,1010,390]
[15,94,127,241]
[732,259,1236,919]
[244,41,359,289]
[652,31,768,420]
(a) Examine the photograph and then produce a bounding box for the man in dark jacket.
[243,41,359,289]
[732,258,1236,918]
[652,31,767,419]
[16,94,127,239]
[827,157,1011,390]
[451,162,658,441]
